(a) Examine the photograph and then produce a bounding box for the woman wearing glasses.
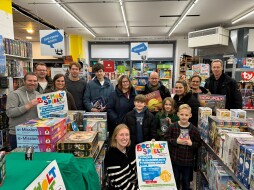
[189,75,209,98]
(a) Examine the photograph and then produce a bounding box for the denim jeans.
[9,134,17,151]
[172,164,192,190]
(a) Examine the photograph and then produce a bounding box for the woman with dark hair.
[189,75,209,98]
[107,75,136,135]
[47,73,77,110]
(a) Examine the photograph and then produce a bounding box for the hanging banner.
[136,141,177,190]
[25,160,66,190]
[131,42,148,60]
[241,71,254,81]
[40,30,65,56]
[103,60,115,72]
[36,91,68,118]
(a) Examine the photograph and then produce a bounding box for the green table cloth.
[0,152,101,190]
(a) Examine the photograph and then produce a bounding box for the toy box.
[215,167,233,190]
[0,129,8,148]
[198,94,226,114]
[216,109,231,119]
[230,109,247,119]
[83,112,107,119]
[198,107,212,142]
[236,118,249,132]
[58,144,99,158]
[49,110,67,118]
[208,116,224,148]
[250,174,254,190]
[0,152,6,186]
[17,143,56,152]
[15,118,66,136]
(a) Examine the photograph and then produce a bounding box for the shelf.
[5,54,32,60]
[202,141,248,190]
[94,141,105,161]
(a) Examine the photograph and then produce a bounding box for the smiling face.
[149,72,159,87]
[54,76,65,90]
[121,77,130,91]
[175,82,185,97]
[35,65,47,80]
[177,108,192,125]
[164,100,172,112]
[115,128,130,151]
[95,69,104,81]
[70,65,80,79]
[134,101,145,112]
[24,74,38,92]
[190,76,201,90]
[212,61,223,80]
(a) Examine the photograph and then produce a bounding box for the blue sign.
[131,43,148,55]
[141,166,161,181]
[40,31,63,48]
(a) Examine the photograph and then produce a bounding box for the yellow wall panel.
[0,0,12,14]
[69,35,84,62]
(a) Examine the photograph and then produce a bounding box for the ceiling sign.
[131,42,148,60]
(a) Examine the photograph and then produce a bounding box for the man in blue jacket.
[83,63,114,112]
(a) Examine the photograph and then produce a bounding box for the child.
[155,97,179,140]
[165,104,201,190]
[123,94,157,145]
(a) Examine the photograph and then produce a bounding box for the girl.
[155,97,179,140]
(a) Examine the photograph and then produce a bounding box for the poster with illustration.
[136,141,177,190]
[25,160,66,190]
[37,91,68,118]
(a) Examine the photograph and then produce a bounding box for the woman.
[107,75,136,135]
[173,80,200,127]
[104,124,139,190]
[47,74,77,110]
[189,75,209,98]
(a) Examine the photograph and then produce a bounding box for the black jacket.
[123,108,157,145]
[191,86,209,99]
[173,92,200,127]
[141,81,171,100]
[106,86,136,134]
[204,73,242,109]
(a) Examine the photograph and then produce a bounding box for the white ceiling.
[12,0,254,42]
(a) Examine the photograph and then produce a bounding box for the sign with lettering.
[36,91,68,118]
[131,42,148,60]
[136,141,177,190]
[25,160,66,190]
[241,71,254,81]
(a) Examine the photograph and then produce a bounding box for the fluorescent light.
[26,29,34,33]
[52,0,96,37]
[232,7,254,24]
[119,0,130,37]
[168,0,199,37]
[26,36,32,39]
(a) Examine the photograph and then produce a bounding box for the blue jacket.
[106,85,137,134]
[83,77,114,111]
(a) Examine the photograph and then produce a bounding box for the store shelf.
[94,141,105,161]
[5,54,31,59]
[202,141,248,190]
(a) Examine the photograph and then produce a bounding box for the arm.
[106,92,118,124]
[83,83,93,111]
[231,80,243,109]
[165,124,178,147]
[67,92,77,110]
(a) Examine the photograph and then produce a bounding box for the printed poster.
[25,160,66,190]
[131,42,148,60]
[145,90,162,112]
[136,141,177,190]
[37,91,68,119]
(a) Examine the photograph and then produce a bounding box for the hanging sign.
[40,30,65,56]
[241,71,254,81]
[103,60,115,72]
[136,141,177,190]
[131,42,148,60]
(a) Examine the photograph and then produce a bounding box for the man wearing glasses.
[34,63,53,94]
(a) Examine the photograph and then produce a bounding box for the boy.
[123,94,157,146]
[165,104,201,190]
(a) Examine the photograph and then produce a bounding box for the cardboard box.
[17,143,56,152]
[230,109,247,119]
[216,109,231,119]
[83,112,107,119]
[0,129,8,148]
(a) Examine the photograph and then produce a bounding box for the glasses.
[150,78,159,80]
[191,81,200,83]
[122,81,129,83]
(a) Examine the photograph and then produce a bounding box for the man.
[204,59,242,109]
[34,63,53,93]
[65,62,86,110]
[141,71,171,113]
[83,63,114,112]
[6,73,40,150]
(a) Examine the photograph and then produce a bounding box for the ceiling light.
[168,0,199,37]
[27,29,34,33]
[119,0,130,37]
[26,36,32,39]
[52,0,96,37]
[232,6,254,24]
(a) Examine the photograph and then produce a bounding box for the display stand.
[196,140,248,190]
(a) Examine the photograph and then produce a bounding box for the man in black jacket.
[204,59,242,109]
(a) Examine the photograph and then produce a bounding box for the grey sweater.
[6,86,40,135]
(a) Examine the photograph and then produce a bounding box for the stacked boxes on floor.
[57,131,98,158]
[15,118,66,152]
[198,107,212,143]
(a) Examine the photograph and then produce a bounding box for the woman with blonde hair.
[104,124,139,190]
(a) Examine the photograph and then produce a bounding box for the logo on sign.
[131,43,147,55]
[41,31,63,48]
[241,71,254,81]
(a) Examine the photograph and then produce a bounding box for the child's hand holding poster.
[136,141,177,190]
[37,91,68,118]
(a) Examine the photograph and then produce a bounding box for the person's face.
[115,128,130,150]
[212,61,223,79]
[55,76,65,90]
[190,77,201,90]
[175,83,185,96]
[164,100,172,112]
[35,65,47,79]
[121,77,130,90]
[24,75,38,92]
[134,101,145,112]
[70,65,80,78]
[177,108,192,125]
[95,69,104,80]
[149,73,159,86]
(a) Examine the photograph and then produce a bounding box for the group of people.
[6,58,243,190]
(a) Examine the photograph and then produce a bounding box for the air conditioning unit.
[188,27,229,48]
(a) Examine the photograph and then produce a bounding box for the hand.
[151,139,156,142]
[165,117,172,124]
[177,137,186,145]
[91,108,100,112]
[25,98,38,110]
[185,139,192,146]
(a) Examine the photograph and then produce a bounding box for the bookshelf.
[179,55,199,79]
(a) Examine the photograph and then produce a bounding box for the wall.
[32,42,57,59]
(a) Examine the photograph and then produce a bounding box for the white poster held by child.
[136,141,177,190]
[36,91,68,118]
[25,160,66,190]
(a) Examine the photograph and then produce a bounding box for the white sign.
[36,91,68,118]
[25,160,66,190]
[40,30,65,56]
[136,141,177,190]
[131,42,148,60]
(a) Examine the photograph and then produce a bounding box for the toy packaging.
[230,109,247,119]
[216,109,231,119]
